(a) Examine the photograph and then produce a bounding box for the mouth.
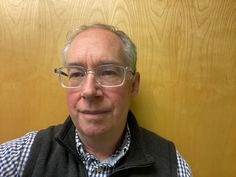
[78,109,110,116]
[78,110,110,121]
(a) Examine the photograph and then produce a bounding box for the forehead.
[66,28,125,67]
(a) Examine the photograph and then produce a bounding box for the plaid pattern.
[0,130,192,177]
[0,132,36,177]
[177,152,192,177]
[75,126,131,177]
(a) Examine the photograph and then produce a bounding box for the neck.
[78,129,125,161]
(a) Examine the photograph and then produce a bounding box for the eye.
[99,66,124,78]
[100,69,118,76]
[68,70,85,79]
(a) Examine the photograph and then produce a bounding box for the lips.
[78,110,110,121]
[78,109,110,115]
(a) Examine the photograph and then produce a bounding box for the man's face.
[65,28,140,138]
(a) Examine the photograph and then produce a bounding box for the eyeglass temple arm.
[54,68,68,77]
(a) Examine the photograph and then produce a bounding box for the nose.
[80,72,102,100]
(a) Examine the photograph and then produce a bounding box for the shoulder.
[32,118,72,146]
[128,111,176,155]
[176,151,193,177]
[35,118,72,141]
[139,127,176,154]
[0,131,37,176]
[138,128,193,177]
[139,127,172,142]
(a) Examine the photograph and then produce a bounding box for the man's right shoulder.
[0,131,37,177]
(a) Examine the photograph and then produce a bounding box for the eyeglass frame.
[54,64,135,88]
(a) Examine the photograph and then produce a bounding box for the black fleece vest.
[22,111,177,177]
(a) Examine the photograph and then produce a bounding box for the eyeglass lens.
[58,65,126,87]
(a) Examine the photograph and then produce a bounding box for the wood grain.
[0,0,236,176]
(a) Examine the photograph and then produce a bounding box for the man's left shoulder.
[139,127,175,146]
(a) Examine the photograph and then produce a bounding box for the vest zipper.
[110,161,153,176]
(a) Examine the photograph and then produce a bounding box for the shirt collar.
[75,124,131,167]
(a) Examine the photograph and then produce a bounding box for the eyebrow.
[65,60,124,67]
[64,63,82,67]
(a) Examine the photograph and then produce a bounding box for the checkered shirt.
[0,130,192,177]
[75,126,131,177]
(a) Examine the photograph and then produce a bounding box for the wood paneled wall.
[0,0,236,176]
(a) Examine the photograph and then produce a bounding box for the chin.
[78,122,110,136]
[83,127,109,137]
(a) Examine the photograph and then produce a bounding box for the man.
[0,24,192,177]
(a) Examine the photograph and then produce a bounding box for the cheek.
[108,87,132,110]
[66,90,80,110]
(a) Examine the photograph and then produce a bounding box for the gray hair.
[63,23,137,72]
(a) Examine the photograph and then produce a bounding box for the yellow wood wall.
[0,0,236,176]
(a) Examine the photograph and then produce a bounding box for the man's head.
[63,24,137,72]
[59,24,140,140]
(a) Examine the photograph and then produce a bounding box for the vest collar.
[55,111,155,168]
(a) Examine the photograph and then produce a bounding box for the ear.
[131,72,140,97]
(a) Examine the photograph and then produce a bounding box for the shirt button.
[96,167,103,173]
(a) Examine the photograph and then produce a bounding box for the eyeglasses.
[54,64,134,88]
